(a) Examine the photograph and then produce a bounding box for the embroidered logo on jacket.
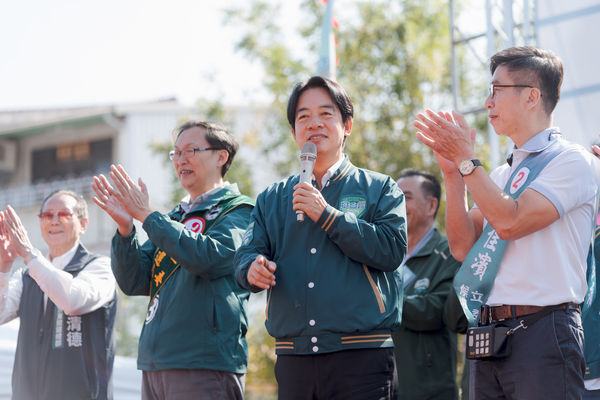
[183,217,205,233]
[339,196,367,217]
[413,278,430,294]
[205,206,222,220]
[146,295,159,324]
[242,222,254,245]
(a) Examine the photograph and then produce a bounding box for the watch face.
[459,160,474,175]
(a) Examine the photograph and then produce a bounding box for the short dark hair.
[174,121,239,177]
[397,169,441,217]
[287,76,354,131]
[40,190,88,219]
[490,46,563,115]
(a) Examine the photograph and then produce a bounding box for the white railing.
[0,176,94,209]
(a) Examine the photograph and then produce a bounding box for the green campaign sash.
[453,139,565,326]
[148,195,252,304]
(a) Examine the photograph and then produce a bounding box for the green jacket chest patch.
[339,196,367,218]
[413,278,430,294]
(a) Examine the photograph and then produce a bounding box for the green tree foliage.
[224,2,311,174]
[338,1,451,178]
[245,294,277,399]
[224,0,461,230]
[113,290,147,357]
[225,0,452,177]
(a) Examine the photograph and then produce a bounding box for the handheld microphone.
[297,142,317,222]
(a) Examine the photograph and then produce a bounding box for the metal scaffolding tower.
[450,0,535,167]
[450,0,600,164]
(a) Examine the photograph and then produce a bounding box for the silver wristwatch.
[458,159,482,176]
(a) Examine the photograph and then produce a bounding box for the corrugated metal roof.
[0,113,109,138]
[0,98,186,139]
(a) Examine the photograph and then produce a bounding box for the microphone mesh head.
[301,142,317,156]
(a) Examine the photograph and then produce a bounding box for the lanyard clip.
[507,320,528,335]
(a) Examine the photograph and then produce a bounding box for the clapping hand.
[108,165,153,223]
[91,173,134,236]
[0,211,18,272]
[2,206,35,263]
[414,110,477,167]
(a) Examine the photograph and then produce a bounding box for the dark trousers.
[471,308,585,399]
[275,348,397,400]
[583,389,600,399]
[141,369,245,400]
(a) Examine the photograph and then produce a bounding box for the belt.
[484,302,580,324]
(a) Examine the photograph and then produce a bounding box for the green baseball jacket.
[111,184,254,373]
[235,157,407,355]
[584,225,600,380]
[392,229,461,400]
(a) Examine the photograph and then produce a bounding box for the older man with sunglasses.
[0,190,117,400]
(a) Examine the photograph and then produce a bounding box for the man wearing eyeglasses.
[414,46,597,398]
[0,190,117,399]
[92,121,253,400]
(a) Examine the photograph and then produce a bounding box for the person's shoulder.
[257,175,299,199]
[353,166,389,180]
[554,137,591,159]
[430,229,451,256]
[95,254,111,263]
[220,189,255,208]
[350,166,398,191]
[87,253,111,267]
[80,252,112,274]
[424,229,459,264]
[551,139,595,173]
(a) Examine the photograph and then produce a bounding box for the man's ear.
[428,197,439,219]
[79,217,89,234]
[217,149,229,168]
[344,117,353,137]
[525,87,542,111]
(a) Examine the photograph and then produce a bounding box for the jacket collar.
[327,155,355,184]
[172,183,241,219]
[412,228,443,258]
[506,127,561,166]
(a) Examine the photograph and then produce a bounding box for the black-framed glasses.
[38,210,74,222]
[168,147,222,161]
[488,83,537,98]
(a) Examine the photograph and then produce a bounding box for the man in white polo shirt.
[415,46,597,398]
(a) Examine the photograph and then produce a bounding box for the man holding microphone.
[235,76,407,399]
